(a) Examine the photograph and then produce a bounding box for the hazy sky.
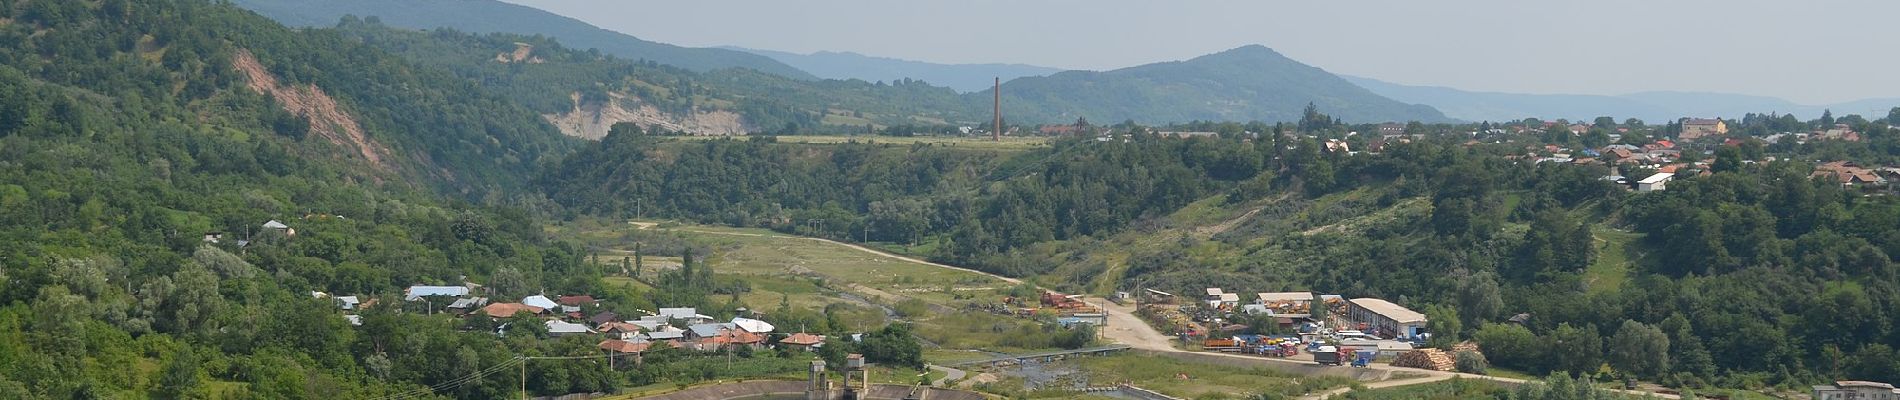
[502,0,1899,105]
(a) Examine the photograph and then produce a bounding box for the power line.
[375,356,524,400]
[374,352,623,400]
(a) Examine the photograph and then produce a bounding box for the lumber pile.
[1451,341,1482,354]
[1392,349,1456,371]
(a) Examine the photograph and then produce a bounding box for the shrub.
[1455,351,1488,375]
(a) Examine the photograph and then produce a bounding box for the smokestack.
[993,77,1001,141]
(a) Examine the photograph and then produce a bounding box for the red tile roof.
[557,295,596,306]
[781,333,824,346]
[480,303,545,318]
[598,322,643,334]
[599,340,650,354]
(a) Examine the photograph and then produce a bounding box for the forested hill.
[992,45,1453,124]
[325,19,975,135]
[0,1,610,397]
[228,0,1455,126]
[229,0,820,80]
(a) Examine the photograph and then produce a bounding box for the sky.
[501,0,1900,105]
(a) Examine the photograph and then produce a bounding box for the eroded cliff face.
[233,49,393,171]
[542,91,750,139]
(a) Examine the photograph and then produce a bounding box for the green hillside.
[993,45,1452,124]
[231,1,1457,126]
[0,0,609,398]
[229,0,820,80]
[326,19,975,133]
[547,115,1900,391]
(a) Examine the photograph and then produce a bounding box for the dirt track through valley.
[629,221,1675,399]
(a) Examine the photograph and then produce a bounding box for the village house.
[545,320,593,338]
[598,339,652,367]
[642,329,685,345]
[404,285,469,301]
[1679,118,1728,140]
[479,302,545,319]
[1813,381,1899,400]
[521,295,560,310]
[1346,298,1428,340]
[598,322,644,340]
[587,311,619,326]
[262,220,296,236]
[558,295,597,307]
[446,297,489,315]
[779,332,825,352]
[1813,161,1887,187]
[658,307,712,324]
[1816,124,1862,142]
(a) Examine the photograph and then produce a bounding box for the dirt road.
[630,221,1673,399]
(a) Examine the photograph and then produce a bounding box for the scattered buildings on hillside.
[1813,161,1888,187]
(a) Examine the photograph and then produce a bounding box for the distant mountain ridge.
[229,0,818,79]
[235,0,1456,125]
[1346,76,1900,122]
[726,47,1063,92]
[992,45,1450,124]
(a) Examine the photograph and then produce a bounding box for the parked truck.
[1314,346,1343,366]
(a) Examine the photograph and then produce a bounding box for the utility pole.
[993,77,1001,141]
[519,357,526,400]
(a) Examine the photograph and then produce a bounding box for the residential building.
[262,220,296,236]
[598,322,644,340]
[521,295,559,310]
[780,332,825,351]
[557,295,597,307]
[1346,298,1427,340]
[1813,381,1899,400]
[479,302,545,319]
[446,297,489,314]
[1679,118,1728,140]
[1814,161,1887,186]
[599,338,651,367]
[545,320,593,338]
[404,285,469,301]
[587,311,619,326]
[731,317,776,334]
[642,329,685,344]
[657,307,710,324]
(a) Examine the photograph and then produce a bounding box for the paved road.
[927,364,966,387]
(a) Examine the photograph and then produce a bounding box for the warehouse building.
[1346,298,1427,340]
